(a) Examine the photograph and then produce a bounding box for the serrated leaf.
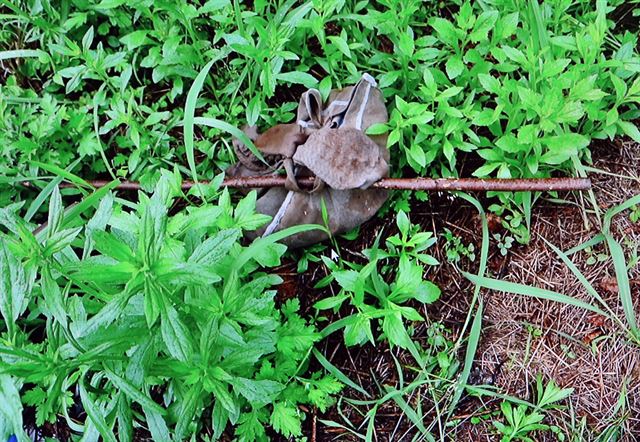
[382,312,411,349]
[270,402,302,438]
[234,378,283,405]
[430,18,458,47]
[0,375,24,436]
[478,73,501,94]
[445,56,464,79]
[0,241,29,332]
[470,10,498,42]
[41,268,67,327]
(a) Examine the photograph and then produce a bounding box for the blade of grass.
[389,392,428,436]
[25,158,82,222]
[448,192,489,416]
[193,116,265,163]
[541,236,620,327]
[564,233,605,256]
[602,194,640,336]
[463,272,606,315]
[449,300,483,417]
[61,181,120,229]
[29,160,92,189]
[105,370,165,416]
[184,59,215,185]
[313,348,370,398]
[605,236,637,334]
[465,385,536,408]
[235,223,326,269]
[603,194,640,233]
[93,87,116,180]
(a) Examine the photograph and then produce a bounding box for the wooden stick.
[39,176,592,192]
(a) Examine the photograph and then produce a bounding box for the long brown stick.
[41,177,591,192]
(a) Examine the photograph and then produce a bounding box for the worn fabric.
[227,73,390,248]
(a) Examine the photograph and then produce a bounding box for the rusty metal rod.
[35,176,592,192]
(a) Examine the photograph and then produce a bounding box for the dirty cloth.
[227,74,389,248]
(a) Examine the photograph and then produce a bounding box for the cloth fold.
[226,74,390,248]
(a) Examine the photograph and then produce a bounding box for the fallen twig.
[33,176,592,192]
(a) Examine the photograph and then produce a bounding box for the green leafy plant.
[629,204,640,223]
[442,228,476,263]
[494,232,515,256]
[314,211,440,362]
[494,375,573,442]
[0,176,338,440]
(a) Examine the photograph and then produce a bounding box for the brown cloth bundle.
[226,74,390,248]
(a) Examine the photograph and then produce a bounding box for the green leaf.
[175,385,201,440]
[270,402,302,438]
[470,10,499,42]
[396,210,410,236]
[234,378,283,405]
[0,241,29,334]
[79,382,117,442]
[24,171,64,223]
[312,349,370,398]
[184,59,216,184]
[106,370,165,416]
[540,133,589,165]
[397,28,415,57]
[618,121,640,143]
[414,281,441,303]
[445,56,464,79]
[462,272,605,315]
[120,30,149,50]
[29,160,92,189]
[0,49,48,62]
[328,35,352,59]
[189,229,239,265]
[277,71,319,87]
[382,312,412,349]
[343,314,373,346]
[477,73,501,94]
[193,116,263,164]
[143,406,172,442]
[43,227,82,256]
[246,96,261,127]
[41,268,67,327]
[93,231,135,262]
[160,305,194,362]
[501,45,527,65]
[0,375,24,437]
[236,409,266,440]
[430,18,458,47]
[313,294,348,310]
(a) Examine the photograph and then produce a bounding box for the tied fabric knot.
[226,73,390,248]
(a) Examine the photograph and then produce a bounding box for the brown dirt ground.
[293,139,640,442]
